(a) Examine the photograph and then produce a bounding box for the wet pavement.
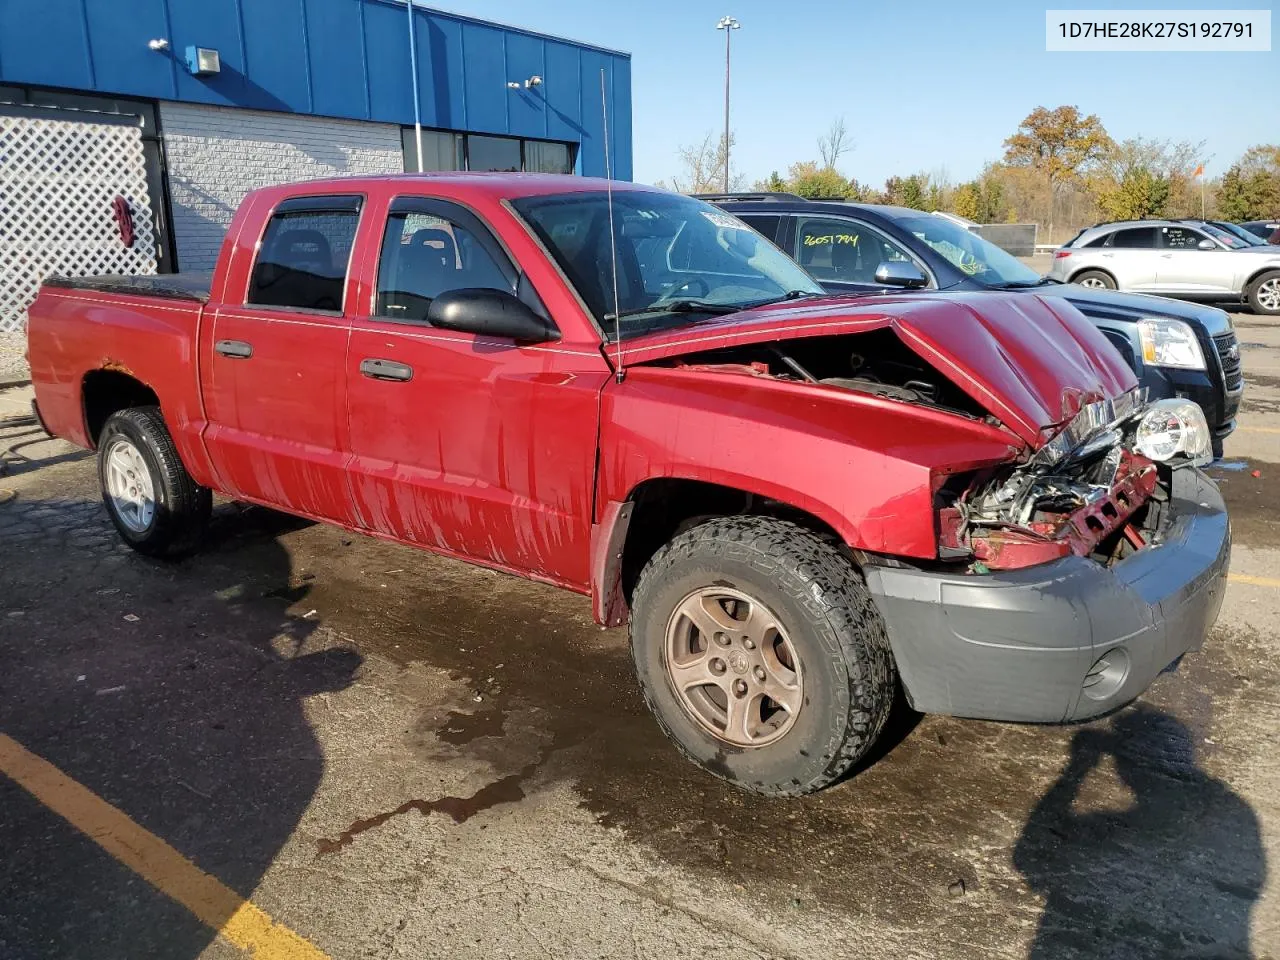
[3,307,1280,959]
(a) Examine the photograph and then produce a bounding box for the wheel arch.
[81,369,161,448]
[1245,265,1280,293]
[589,476,850,627]
[1068,266,1117,287]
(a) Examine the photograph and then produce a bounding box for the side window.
[1082,233,1110,248]
[738,214,782,243]
[1108,227,1158,249]
[248,204,360,311]
[1162,226,1209,249]
[794,217,915,284]
[375,208,513,322]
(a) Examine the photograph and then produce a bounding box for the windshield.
[512,191,823,339]
[1210,221,1264,247]
[895,215,1043,287]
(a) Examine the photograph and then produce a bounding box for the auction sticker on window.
[1046,9,1270,50]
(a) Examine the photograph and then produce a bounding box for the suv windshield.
[512,191,823,339]
[896,215,1043,287]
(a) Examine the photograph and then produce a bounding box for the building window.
[401,128,464,173]
[401,128,575,175]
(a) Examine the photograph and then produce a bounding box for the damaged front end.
[938,391,1215,571]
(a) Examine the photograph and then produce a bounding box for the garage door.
[0,110,158,333]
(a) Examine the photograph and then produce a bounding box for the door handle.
[360,358,413,382]
[214,339,253,359]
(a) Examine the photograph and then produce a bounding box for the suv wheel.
[1247,270,1280,316]
[1073,269,1116,290]
[630,516,896,796]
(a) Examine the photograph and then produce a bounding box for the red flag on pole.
[1192,163,1205,177]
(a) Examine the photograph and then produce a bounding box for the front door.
[344,195,609,588]
[1156,225,1236,294]
[201,194,361,522]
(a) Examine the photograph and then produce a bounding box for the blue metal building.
[0,0,632,285]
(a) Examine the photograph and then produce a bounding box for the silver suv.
[1050,219,1280,315]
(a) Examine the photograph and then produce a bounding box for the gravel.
[0,332,30,384]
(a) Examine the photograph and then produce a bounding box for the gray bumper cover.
[864,468,1229,723]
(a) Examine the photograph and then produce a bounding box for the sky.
[445,0,1278,188]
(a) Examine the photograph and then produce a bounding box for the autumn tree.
[1003,106,1112,234]
[1096,167,1172,220]
[785,161,856,199]
[952,183,981,220]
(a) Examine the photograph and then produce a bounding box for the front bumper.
[864,468,1229,723]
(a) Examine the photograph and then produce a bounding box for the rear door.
[1156,225,1236,294]
[1100,226,1161,290]
[201,194,361,522]
[343,195,610,588]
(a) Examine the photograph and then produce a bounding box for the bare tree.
[818,117,852,170]
[659,132,745,194]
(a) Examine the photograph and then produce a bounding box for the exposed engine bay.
[666,329,991,420]
[667,332,1213,574]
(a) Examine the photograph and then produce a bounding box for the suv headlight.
[1137,318,1206,370]
[1133,398,1212,466]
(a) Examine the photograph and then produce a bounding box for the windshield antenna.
[601,68,624,383]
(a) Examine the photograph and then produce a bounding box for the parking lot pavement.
[2,307,1280,960]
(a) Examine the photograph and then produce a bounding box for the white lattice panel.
[0,114,158,333]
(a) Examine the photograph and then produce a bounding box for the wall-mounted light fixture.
[524,75,542,89]
[184,46,221,76]
[147,38,170,51]
[505,81,522,89]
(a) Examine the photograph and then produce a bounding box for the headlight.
[1137,318,1206,370]
[1133,398,1212,466]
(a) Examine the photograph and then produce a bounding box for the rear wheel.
[97,406,211,557]
[1247,270,1280,316]
[630,516,896,796]
[1073,269,1116,290]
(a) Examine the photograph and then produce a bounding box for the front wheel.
[1247,270,1280,316]
[1073,269,1116,290]
[630,517,896,796]
[98,406,211,557]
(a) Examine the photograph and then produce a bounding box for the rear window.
[1108,227,1157,249]
[248,200,361,311]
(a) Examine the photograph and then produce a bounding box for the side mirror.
[427,288,559,343]
[874,260,928,289]
[1197,238,1216,250]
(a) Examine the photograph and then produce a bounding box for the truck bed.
[43,272,213,303]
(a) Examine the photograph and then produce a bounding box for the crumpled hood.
[619,291,1137,448]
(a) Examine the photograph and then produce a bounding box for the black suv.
[707,194,1243,455]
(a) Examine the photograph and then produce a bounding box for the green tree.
[1217,145,1280,221]
[1003,105,1112,232]
[1096,166,1172,220]
[787,161,854,199]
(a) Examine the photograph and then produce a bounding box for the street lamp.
[716,16,740,193]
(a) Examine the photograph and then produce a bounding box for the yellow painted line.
[0,733,329,960]
[1236,425,1280,434]
[1228,573,1280,590]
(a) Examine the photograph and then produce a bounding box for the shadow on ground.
[0,492,360,959]
[1015,705,1264,958]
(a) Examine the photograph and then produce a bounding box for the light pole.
[716,16,740,193]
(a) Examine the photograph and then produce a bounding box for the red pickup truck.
[27,174,1229,795]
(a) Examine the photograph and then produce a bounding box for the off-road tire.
[1246,270,1280,316]
[630,516,896,796]
[1072,269,1117,290]
[97,406,211,557]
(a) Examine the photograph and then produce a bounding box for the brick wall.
[158,102,402,272]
